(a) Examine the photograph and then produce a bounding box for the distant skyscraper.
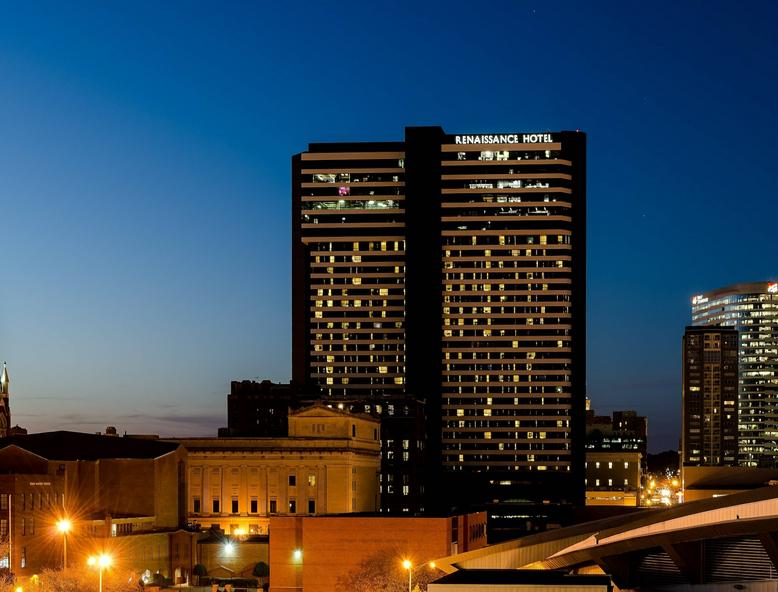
[293,127,586,517]
[691,282,778,466]
[0,363,10,438]
[682,326,739,466]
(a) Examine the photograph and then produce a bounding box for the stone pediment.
[290,404,350,419]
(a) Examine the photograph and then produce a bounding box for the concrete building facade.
[175,405,381,535]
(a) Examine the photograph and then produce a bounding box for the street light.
[401,560,436,592]
[87,554,112,592]
[56,519,72,569]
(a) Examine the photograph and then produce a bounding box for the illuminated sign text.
[454,133,554,145]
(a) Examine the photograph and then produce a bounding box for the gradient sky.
[1,1,776,450]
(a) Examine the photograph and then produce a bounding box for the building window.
[231,497,238,514]
[608,462,613,469]
[21,518,25,536]
[29,518,34,535]
[289,499,296,513]
[269,499,277,514]
[289,474,297,487]
[20,547,25,569]
[0,495,7,511]
[250,498,258,514]
[308,499,316,514]
[212,498,220,513]
[308,474,316,487]
[624,462,629,469]
[352,425,357,437]
[608,479,613,487]
[193,497,201,514]
[0,520,7,538]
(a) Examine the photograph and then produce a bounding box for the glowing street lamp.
[402,559,412,592]
[402,560,436,592]
[87,554,112,592]
[56,519,72,568]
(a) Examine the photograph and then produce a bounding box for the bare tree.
[36,568,140,592]
[336,549,438,592]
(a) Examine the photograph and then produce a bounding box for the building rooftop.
[696,281,777,299]
[0,431,180,461]
[432,569,611,586]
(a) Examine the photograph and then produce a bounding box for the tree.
[336,549,439,592]
[0,573,15,592]
[36,568,139,592]
[253,561,270,587]
[192,563,208,585]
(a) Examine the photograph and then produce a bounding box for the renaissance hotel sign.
[454,133,554,145]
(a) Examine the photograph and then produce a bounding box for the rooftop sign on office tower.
[454,133,554,145]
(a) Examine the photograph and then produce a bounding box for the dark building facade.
[586,406,648,461]
[220,380,310,438]
[682,326,739,467]
[292,127,586,521]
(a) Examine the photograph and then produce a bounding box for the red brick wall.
[270,515,474,592]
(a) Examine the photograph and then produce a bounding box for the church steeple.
[0,362,9,437]
[1,362,8,396]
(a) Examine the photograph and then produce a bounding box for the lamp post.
[402,560,436,592]
[87,554,112,592]
[402,560,412,592]
[56,519,72,569]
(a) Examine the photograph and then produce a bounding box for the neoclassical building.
[175,405,381,535]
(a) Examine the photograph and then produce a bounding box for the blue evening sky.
[1,1,776,449]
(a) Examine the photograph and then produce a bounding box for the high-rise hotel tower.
[692,282,778,467]
[293,127,586,515]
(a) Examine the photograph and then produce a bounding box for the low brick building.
[0,431,197,583]
[269,512,487,592]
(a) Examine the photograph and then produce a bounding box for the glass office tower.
[692,282,778,466]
